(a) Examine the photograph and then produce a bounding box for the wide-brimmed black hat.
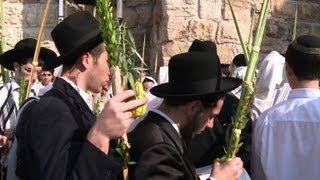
[150,52,242,98]
[0,38,57,71]
[51,11,103,67]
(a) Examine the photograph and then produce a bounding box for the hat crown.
[14,38,37,50]
[150,40,242,98]
[168,52,220,92]
[51,11,101,56]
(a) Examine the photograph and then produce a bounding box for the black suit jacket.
[128,111,199,180]
[15,77,123,180]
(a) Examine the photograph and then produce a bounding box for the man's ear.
[13,62,20,71]
[285,62,294,77]
[186,100,201,115]
[79,52,92,69]
[211,98,224,115]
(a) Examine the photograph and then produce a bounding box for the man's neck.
[61,71,86,92]
[158,103,184,127]
[290,80,319,89]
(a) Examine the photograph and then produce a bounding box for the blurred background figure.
[37,66,56,96]
[229,54,247,99]
[229,53,247,79]
[251,51,288,122]
[142,76,157,103]
[40,69,54,86]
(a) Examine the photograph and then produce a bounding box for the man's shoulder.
[130,117,165,143]
[129,114,174,152]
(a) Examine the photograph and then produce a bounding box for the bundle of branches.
[95,0,147,179]
[221,0,271,161]
[96,0,145,92]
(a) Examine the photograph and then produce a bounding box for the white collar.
[60,77,93,110]
[10,79,20,91]
[150,109,180,136]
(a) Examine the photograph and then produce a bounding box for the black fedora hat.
[150,51,242,98]
[0,38,57,71]
[51,11,103,67]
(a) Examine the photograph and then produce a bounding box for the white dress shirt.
[252,88,320,180]
[0,79,37,136]
[60,77,93,110]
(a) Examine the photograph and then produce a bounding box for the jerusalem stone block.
[199,0,222,20]
[136,4,153,27]
[22,4,58,28]
[224,0,251,9]
[41,40,58,54]
[165,4,197,18]
[22,27,53,41]
[8,0,20,3]
[187,19,218,41]
[23,0,40,3]
[23,4,41,27]
[4,3,23,25]
[4,27,20,48]
[261,37,289,54]
[312,24,320,36]
[265,18,288,39]
[126,0,150,7]
[165,0,196,6]
[296,22,313,36]
[270,0,296,18]
[166,17,188,41]
[162,40,189,58]
[123,7,139,28]
[216,44,237,64]
[217,21,250,44]
[223,5,251,22]
[304,0,320,4]
[297,3,320,23]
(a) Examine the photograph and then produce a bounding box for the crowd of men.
[0,10,319,180]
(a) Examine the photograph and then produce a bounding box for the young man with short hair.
[252,35,320,180]
[13,11,147,180]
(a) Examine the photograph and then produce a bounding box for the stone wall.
[1,0,320,76]
[152,0,320,67]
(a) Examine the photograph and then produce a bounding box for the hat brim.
[0,47,57,71]
[150,77,242,98]
[50,29,102,69]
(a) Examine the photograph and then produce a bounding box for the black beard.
[180,111,199,147]
[180,126,193,147]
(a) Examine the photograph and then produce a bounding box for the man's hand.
[210,157,243,180]
[87,90,147,153]
[0,134,11,150]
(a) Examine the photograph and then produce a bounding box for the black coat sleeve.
[20,97,123,180]
[134,143,186,180]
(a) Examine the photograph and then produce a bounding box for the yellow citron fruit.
[132,81,147,118]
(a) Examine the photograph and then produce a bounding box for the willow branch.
[25,0,52,100]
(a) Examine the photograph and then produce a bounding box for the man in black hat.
[128,41,244,179]
[252,35,320,180]
[0,38,56,177]
[13,11,147,179]
[186,40,251,176]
